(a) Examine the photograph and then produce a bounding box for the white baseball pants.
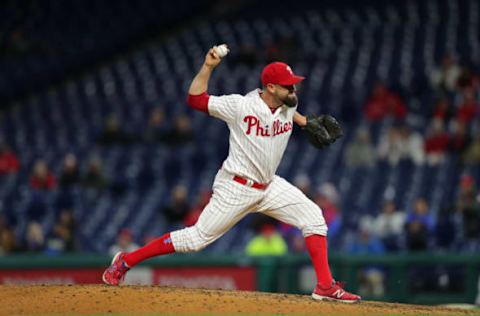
[171,169,327,253]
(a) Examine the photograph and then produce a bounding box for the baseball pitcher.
[103,45,360,303]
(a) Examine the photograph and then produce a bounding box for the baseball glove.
[303,115,343,149]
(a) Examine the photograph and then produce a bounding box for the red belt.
[233,176,268,190]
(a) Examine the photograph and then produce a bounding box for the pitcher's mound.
[0,285,478,315]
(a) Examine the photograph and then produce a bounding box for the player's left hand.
[303,115,342,149]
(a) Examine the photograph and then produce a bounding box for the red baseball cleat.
[312,280,361,303]
[102,252,130,286]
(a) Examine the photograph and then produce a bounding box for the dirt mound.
[0,285,478,315]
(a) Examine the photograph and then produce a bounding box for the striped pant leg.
[171,171,262,252]
[258,175,328,237]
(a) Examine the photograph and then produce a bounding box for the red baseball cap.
[261,62,305,86]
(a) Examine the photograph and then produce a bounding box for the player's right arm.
[187,45,240,124]
[189,47,222,94]
[187,48,222,113]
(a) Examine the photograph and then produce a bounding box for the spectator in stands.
[144,107,168,143]
[0,227,18,255]
[30,159,56,190]
[314,183,339,226]
[399,125,425,165]
[372,200,406,252]
[377,125,425,166]
[162,114,194,146]
[405,197,435,251]
[314,183,342,240]
[97,114,133,146]
[363,81,407,122]
[345,221,385,297]
[24,221,45,252]
[246,220,288,257]
[377,126,403,166]
[430,53,461,92]
[162,184,190,228]
[463,133,480,165]
[59,153,80,188]
[1,225,17,252]
[0,215,18,255]
[455,88,478,124]
[424,118,449,166]
[448,119,471,154]
[431,97,454,122]
[82,156,108,190]
[344,128,376,169]
[80,155,108,202]
[109,228,139,256]
[0,142,19,174]
[46,209,76,253]
[455,174,480,251]
[57,151,81,211]
[346,224,385,255]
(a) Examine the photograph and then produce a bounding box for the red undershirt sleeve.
[187,92,210,113]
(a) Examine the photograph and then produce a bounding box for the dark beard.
[283,94,298,107]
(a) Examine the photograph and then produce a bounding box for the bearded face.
[274,84,298,107]
[280,91,298,107]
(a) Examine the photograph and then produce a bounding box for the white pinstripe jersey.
[208,89,296,184]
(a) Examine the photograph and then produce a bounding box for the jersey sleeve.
[207,94,243,123]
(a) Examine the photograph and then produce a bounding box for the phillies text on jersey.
[208,89,297,184]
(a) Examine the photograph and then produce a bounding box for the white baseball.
[214,44,229,58]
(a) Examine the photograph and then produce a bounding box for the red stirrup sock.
[305,234,333,289]
[123,233,175,267]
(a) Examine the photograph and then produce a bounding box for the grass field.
[0,285,479,316]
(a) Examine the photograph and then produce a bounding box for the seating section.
[0,0,479,253]
[0,0,213,104]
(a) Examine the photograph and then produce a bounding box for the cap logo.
[286,66,293,75]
